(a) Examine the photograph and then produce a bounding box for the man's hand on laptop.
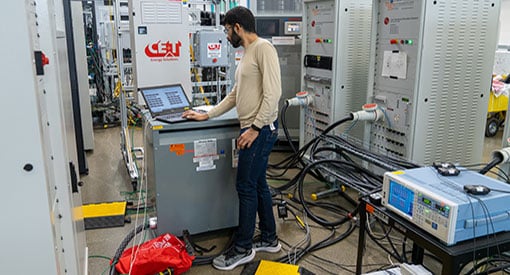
[182,110,209,121]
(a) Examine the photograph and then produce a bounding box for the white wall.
[500,0,510,46]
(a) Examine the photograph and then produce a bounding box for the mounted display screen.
[388,180,414,217]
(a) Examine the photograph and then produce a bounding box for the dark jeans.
[235,121,278,250]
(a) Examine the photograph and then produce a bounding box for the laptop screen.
[141,84,190,114]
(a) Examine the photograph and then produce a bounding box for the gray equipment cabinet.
[144,110,240,235]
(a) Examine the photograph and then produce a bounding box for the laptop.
[140,84,192,123]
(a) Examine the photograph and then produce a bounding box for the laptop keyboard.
[157,112,186,123]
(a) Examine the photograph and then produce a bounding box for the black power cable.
[463,256,510,275]
[280,100,299,154]
[277,221,356,264]
[365,222,402,262]
[265,111,422,270]
[109,221,150,275]
[268,115,355,189]
[463,163,510,183]
[297,159,362,227]
[191,231,236,266]
[479,153,504,175]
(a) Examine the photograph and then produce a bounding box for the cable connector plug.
[351,103,384,122]
[479,147,509,175]
[491,147,510,164]
[286,91,314,107]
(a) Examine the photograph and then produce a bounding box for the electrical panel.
[129,0,192,96]
[2,0,87,273]
[367,0,501,165]
[300,0,373,146]
[194,30,229,67]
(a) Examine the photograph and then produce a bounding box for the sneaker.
[212,246,255,271]
[253,235,282,253]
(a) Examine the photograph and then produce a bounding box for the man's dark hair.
[223,6,256,33]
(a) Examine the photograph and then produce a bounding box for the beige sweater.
[207,38,281,129]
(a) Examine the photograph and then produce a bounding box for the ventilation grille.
[422,0,491,164]
[336,0,372,138]
[342,0,372,112]
[141,1,182,24]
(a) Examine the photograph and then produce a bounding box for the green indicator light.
[402,97,409,102]
[406,40,413,45]
[327,39,332,43]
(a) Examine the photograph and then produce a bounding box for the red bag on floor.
[115,233,194,275]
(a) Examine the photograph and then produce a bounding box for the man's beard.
[229,31,242,48]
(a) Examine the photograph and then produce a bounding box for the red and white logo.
[207,43,222,58]
[207,43,221,51]
[144,40,182,61]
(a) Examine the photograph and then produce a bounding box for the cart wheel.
[485,117,499,137]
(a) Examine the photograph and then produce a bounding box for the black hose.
[322,134,419,170]
[479,153,504,175]
[270,115,355,192]
[109,221,150,275]
[297,159,358,227]
[306,221,356,252]
[322,114,354,136]
[320,135,408,172]
[280,100,299,154]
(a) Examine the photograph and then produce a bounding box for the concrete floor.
[81,126,505,275]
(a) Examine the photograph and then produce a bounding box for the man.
[182,6,282,271]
